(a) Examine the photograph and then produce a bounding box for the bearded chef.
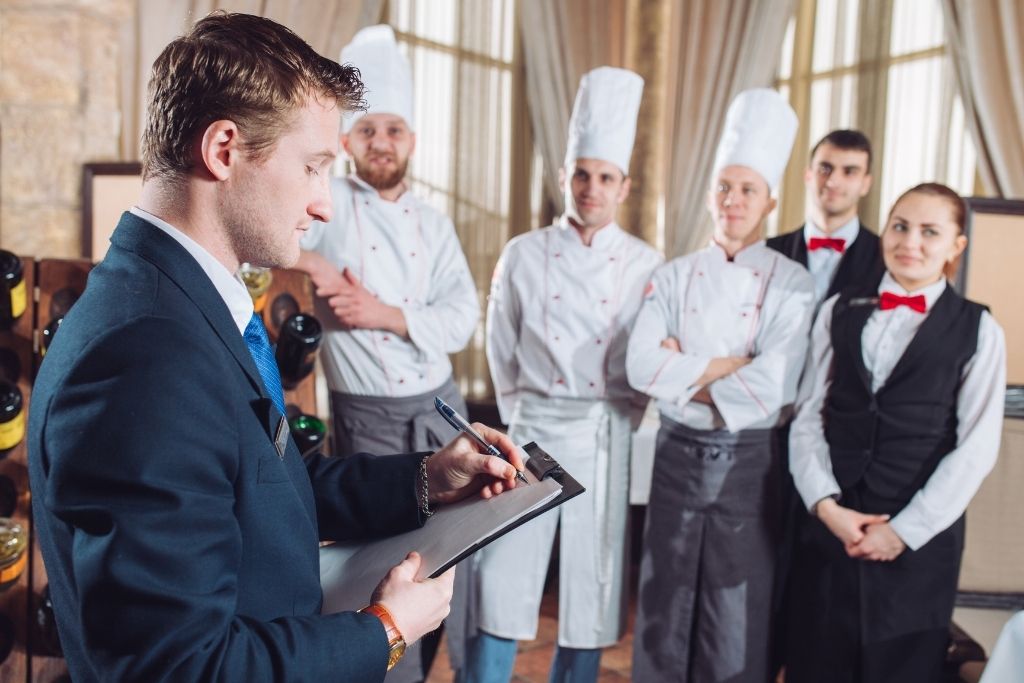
[296,25,480,683]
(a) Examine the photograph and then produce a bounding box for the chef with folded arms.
[626,88,814,683]
[469,67,662,683]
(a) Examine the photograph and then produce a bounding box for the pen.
[434,396,529,485]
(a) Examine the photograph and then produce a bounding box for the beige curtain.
[118,0,384,160]
[942,0,1024,198]
[518,0,628,214]
[663,0,796,257]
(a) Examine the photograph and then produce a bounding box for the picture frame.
[955,196,1024,390]
[82,162,143,262]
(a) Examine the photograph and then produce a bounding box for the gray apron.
[632,417,782,683]
[329,376,472,682]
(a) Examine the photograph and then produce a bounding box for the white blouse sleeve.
[625,263,713,405]
[890,311,1006,550]
[403,217,480,361]
[788,294,843,510]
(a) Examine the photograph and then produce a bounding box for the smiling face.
[881,190,967,291]
[221,96,339,269]
[706,165,777,253]
[560,157,631,231]
[342,112,415,191]
[804,143,872,227]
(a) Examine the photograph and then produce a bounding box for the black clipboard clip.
[523,441,564,480]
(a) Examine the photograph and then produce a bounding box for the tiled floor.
[426,589,635,683]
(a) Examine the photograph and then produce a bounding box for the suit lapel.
[788,230,809,266]
[109,212,267,402]
[828,225,883,298]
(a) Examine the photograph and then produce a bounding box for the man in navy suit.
[27,12,521,682]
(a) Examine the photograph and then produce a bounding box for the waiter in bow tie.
[767,129,885,306]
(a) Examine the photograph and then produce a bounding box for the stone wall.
[0,0,132,258]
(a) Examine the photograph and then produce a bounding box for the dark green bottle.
[289,414,326,457]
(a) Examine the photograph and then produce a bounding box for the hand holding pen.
[434,397,530,486]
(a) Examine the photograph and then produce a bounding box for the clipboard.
[319,442,584,614]
[428,441,585,577]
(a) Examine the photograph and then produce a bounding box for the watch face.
[387,640,406,670]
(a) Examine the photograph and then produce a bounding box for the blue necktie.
[243,312,286,415]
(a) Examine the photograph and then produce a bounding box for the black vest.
[825,285,986,513]
[766,225,885,298]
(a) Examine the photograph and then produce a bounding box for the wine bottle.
[275,313,322,388]
[0,517,27,591]
[0,381,24,453]
[34,584,64,657]
[0,251,26,329]
[40,316,63,356]
[289,414,327,457]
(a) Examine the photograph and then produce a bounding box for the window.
[775,0,978,234]
[387,0,528,399]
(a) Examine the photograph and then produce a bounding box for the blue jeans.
[462,631,602,683]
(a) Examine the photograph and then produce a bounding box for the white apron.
[474,394,631,648]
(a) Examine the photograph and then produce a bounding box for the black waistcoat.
[766,225,885,298]
[825,285,986,513]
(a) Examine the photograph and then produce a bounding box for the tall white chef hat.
[564,67,644,175]
[712,88,798,191]
[339,25,414,133]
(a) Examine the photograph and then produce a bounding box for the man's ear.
[617,176,632,204]
[558,166,567,194]
[200,120,241,181]
[408,131,417,157]
[860,172,874,198]
[340,133,352,157]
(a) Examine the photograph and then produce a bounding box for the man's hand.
[327,268,409,337]
[660,337,681,352]
[815,497,889,547]
[426,422,524,505]
[296,251,346,295]
[845,522,907,561]
[371,552,454,645]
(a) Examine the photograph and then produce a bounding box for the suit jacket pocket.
[257,453,291,484]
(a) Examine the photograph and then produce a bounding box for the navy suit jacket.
[765,223,885,299]
[28,212,425,682]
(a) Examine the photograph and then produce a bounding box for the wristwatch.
[359,603,406,671]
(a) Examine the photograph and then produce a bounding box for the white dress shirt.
[486,218,663,424]
[130,207,253,333]
[626,240,815,432]
[789,272,1007,550]
[301,175,479,397]
[803,216,861,304]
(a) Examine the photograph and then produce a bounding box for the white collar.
[130,207,253,334]
[803,215,860,246]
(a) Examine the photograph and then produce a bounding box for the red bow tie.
[879,291,927,313]
[808,237,846,253]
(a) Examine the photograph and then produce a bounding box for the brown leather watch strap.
[359,603,406,670]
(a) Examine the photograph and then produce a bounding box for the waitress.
[626,88,815,682]
[786,182,1006,682]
